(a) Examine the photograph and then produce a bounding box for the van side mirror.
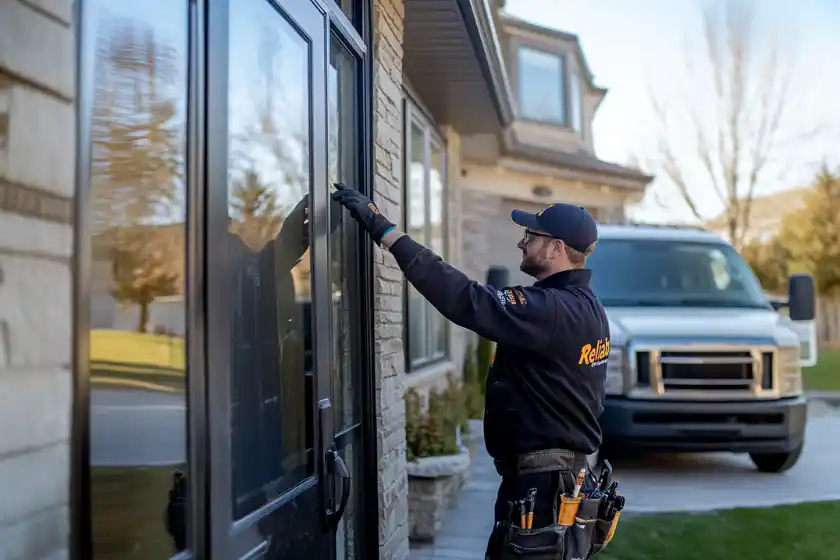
[788,274,815,321]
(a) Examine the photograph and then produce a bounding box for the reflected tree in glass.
[87,6,189,560]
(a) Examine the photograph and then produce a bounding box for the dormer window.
[517,46,566,124]
[516,45,585,135]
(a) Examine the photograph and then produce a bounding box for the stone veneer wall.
[0,0,76,559]
[372,0,411,557]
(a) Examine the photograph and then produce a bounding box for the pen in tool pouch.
[571,468,586,499]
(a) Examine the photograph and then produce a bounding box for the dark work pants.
[487,469,578,557]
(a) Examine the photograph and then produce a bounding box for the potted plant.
[405,374,472,542]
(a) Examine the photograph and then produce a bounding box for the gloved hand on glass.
[330,182,396,246]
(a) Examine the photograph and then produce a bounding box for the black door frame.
[205,0,334,557]
[70,0,378,557]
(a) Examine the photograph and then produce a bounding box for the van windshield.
[586,238,772,309]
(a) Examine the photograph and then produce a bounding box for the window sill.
[404,359,458,390]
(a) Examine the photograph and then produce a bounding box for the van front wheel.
[749,444,803,473]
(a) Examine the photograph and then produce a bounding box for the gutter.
[457,0,515,128]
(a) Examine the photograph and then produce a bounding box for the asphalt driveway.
[90,387,187,466]
[613,399,840,513]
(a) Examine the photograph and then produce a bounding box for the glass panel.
[407,122,428,364]
[335,433,364,560]
[333,0,356,27]
[227,0,314,519]
[429,143,446,357]
[518,47,565,123]
[86,0,189,558]
[570,72,582,133]
[586,240,769,308]
[328,35,360,431]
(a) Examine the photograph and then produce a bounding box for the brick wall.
[0,1,75,559]
[372,0,410,558]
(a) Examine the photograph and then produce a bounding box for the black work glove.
[331,182,395,245]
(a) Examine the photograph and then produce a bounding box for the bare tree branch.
[647,1,808,250]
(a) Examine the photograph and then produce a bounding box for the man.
[332,184,609,544]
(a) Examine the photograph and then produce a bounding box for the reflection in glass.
[407,123,427,365]
[518,46,565,123]
[328,36,360,433]
[570,72,582,133]
[227,0,313,519]
[335,436,364,560]
[328,34,364,560]
[333,0,356,26]
[429,143,446,357]
[87,1,189,558]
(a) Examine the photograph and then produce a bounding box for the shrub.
[476,337,495,396]
[405,375,465,461]
[462,340,484,420]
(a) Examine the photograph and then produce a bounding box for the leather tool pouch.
[486,449,623,560]
[486,498,599,559]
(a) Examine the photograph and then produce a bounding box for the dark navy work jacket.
[390,235,609,458]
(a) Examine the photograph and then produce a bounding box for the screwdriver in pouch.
[597,460,613,492]
[526,488,537,529]
[519,499,527,528]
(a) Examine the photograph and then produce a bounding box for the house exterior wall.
[0,0,75,558]
[458,163,630,288]
[372,0,411,557]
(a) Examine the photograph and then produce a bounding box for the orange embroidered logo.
[503,289,517,305]
[578,337,610,366]
[368,203,380,214]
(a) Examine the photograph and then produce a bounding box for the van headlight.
[779,347,802,397]
[606,348,625,395]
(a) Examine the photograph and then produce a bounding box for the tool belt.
[493,448,586,478]
[487,454,624,560]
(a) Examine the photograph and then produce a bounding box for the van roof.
[597,223,729,244]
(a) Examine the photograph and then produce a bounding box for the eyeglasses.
[522,229,556,243]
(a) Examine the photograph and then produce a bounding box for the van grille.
[634,348,775,397]
[660,351,753,391]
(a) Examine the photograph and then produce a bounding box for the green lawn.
[599,501,840,560]
[804,348,840,391]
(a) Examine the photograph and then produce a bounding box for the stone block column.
[0,1,76,558]
[372,0,410,557]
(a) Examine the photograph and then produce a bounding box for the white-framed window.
[517,46,566,124]
[404,99,448,370]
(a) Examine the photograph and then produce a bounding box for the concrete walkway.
[409,424,498,560]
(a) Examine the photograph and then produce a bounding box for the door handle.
[325,447,351,528]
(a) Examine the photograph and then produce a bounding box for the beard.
[520,252,549,278]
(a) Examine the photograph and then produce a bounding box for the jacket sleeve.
[389,235,558,350]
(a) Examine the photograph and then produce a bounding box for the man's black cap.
[511,203,598,253]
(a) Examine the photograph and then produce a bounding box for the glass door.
[205,0,350,557]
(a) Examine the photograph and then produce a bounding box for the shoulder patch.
[496,290,507,307]
[503,289,517,305]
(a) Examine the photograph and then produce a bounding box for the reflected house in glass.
[0,0,654,558]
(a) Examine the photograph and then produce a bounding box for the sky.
[505,0,840,224]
